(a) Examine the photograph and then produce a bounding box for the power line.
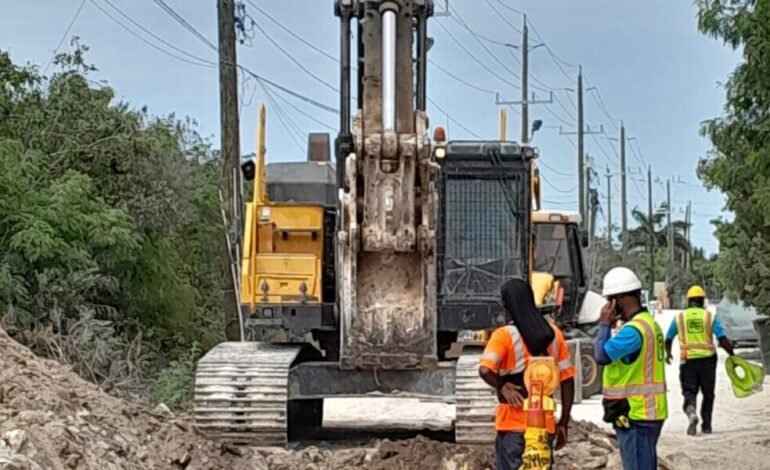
[260,82,304,153]
[492,0,526,19]
[146,0,339,115]
[629,139,647,167]
[590,133,619,169]
[548,105,576,127]
[526,20,578,83]
[538,160,576,178]
[447,5,521,81]
[543,177,577,195]
[250,18,337,93]
[89,0,215,68]
[551,93,576,121]
[584,76,620,130]
[100,0,215,66]
[429,60,497,96]
[244,0,337,64]
[151,0,216,50]
[44,0,88,74]
[428,97,484,140]
[435,20,518,90]
[272,89,337,132]
[430,59,519,117]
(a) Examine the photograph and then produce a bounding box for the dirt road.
[1,308,767,469]
[573,310,770,469]
[325,310,770,469]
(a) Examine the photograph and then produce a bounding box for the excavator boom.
[335,0,439,370]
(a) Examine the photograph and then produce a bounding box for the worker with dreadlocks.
[479,278,576,470]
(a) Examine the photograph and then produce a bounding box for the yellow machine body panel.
[239,104,326,311]
[241,202,325,308]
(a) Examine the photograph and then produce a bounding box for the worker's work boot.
[686,406,699,436]
[702,425,712,434]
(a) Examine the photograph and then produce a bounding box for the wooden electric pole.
[496,15,551,143]
[218,0,242,341]
[521,15,529,143]
[685,200,692,271]
[606,166,612,245]
[647,165,655,297]
[620,123,628,250]
[666,179,674,263]
[577,67,585,224]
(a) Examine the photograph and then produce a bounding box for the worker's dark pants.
[495,432,554,470]
[679,355,717,429]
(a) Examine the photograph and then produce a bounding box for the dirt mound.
[0,326,620,469]
[0,326,254,470]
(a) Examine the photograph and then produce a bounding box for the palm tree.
[626,204,691,265]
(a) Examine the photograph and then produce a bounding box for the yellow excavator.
[195,0,571,447]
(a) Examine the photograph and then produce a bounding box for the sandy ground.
[325,310,770,469]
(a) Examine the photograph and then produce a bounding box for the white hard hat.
[602,267,642,297]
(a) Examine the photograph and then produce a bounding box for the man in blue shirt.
[664,286,734,435]
[595,267,667,470]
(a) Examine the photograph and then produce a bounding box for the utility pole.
[620,123,628,250]
[577,67,585,225]
[558,118,601,220]
[521,15,528,143]
[587,159,598,246]
[606,166,612,245]
[496,16,551,143]
[500,108,507,141]
[666,179,674,263]
[685,200,692,271]
[218,0,242,341]
[647,165,655,297]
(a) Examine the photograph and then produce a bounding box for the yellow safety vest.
[602,312,668,421]
[676,307,716,360]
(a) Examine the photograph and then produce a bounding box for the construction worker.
[665,285,734,435]
[594,267,667,470]
[479,278,576,470]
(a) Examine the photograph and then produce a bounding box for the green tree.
[626,206,691,265]
[696,0,770,314]
[0,45,225,400]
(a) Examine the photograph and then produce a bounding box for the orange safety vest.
[480,322,576,433]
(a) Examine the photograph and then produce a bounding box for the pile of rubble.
[0,326,255,470]
[0,326,624,469]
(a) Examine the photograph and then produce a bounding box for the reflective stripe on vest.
[498,324,567,376]
[548,323,572,373]
[677,308,715,360]
[602,312,668,421]
[498,325,527,376]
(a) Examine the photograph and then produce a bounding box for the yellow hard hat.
[687,285,706,299]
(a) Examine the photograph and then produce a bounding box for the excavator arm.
[335,0,440,370]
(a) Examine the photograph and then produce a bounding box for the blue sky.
[0,0,740,253]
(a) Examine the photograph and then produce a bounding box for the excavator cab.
[532,211,588,328]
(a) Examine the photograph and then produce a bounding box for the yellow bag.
[520,428,552,470]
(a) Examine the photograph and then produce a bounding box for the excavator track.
[454,349,498,445]
[194,342,301,447]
